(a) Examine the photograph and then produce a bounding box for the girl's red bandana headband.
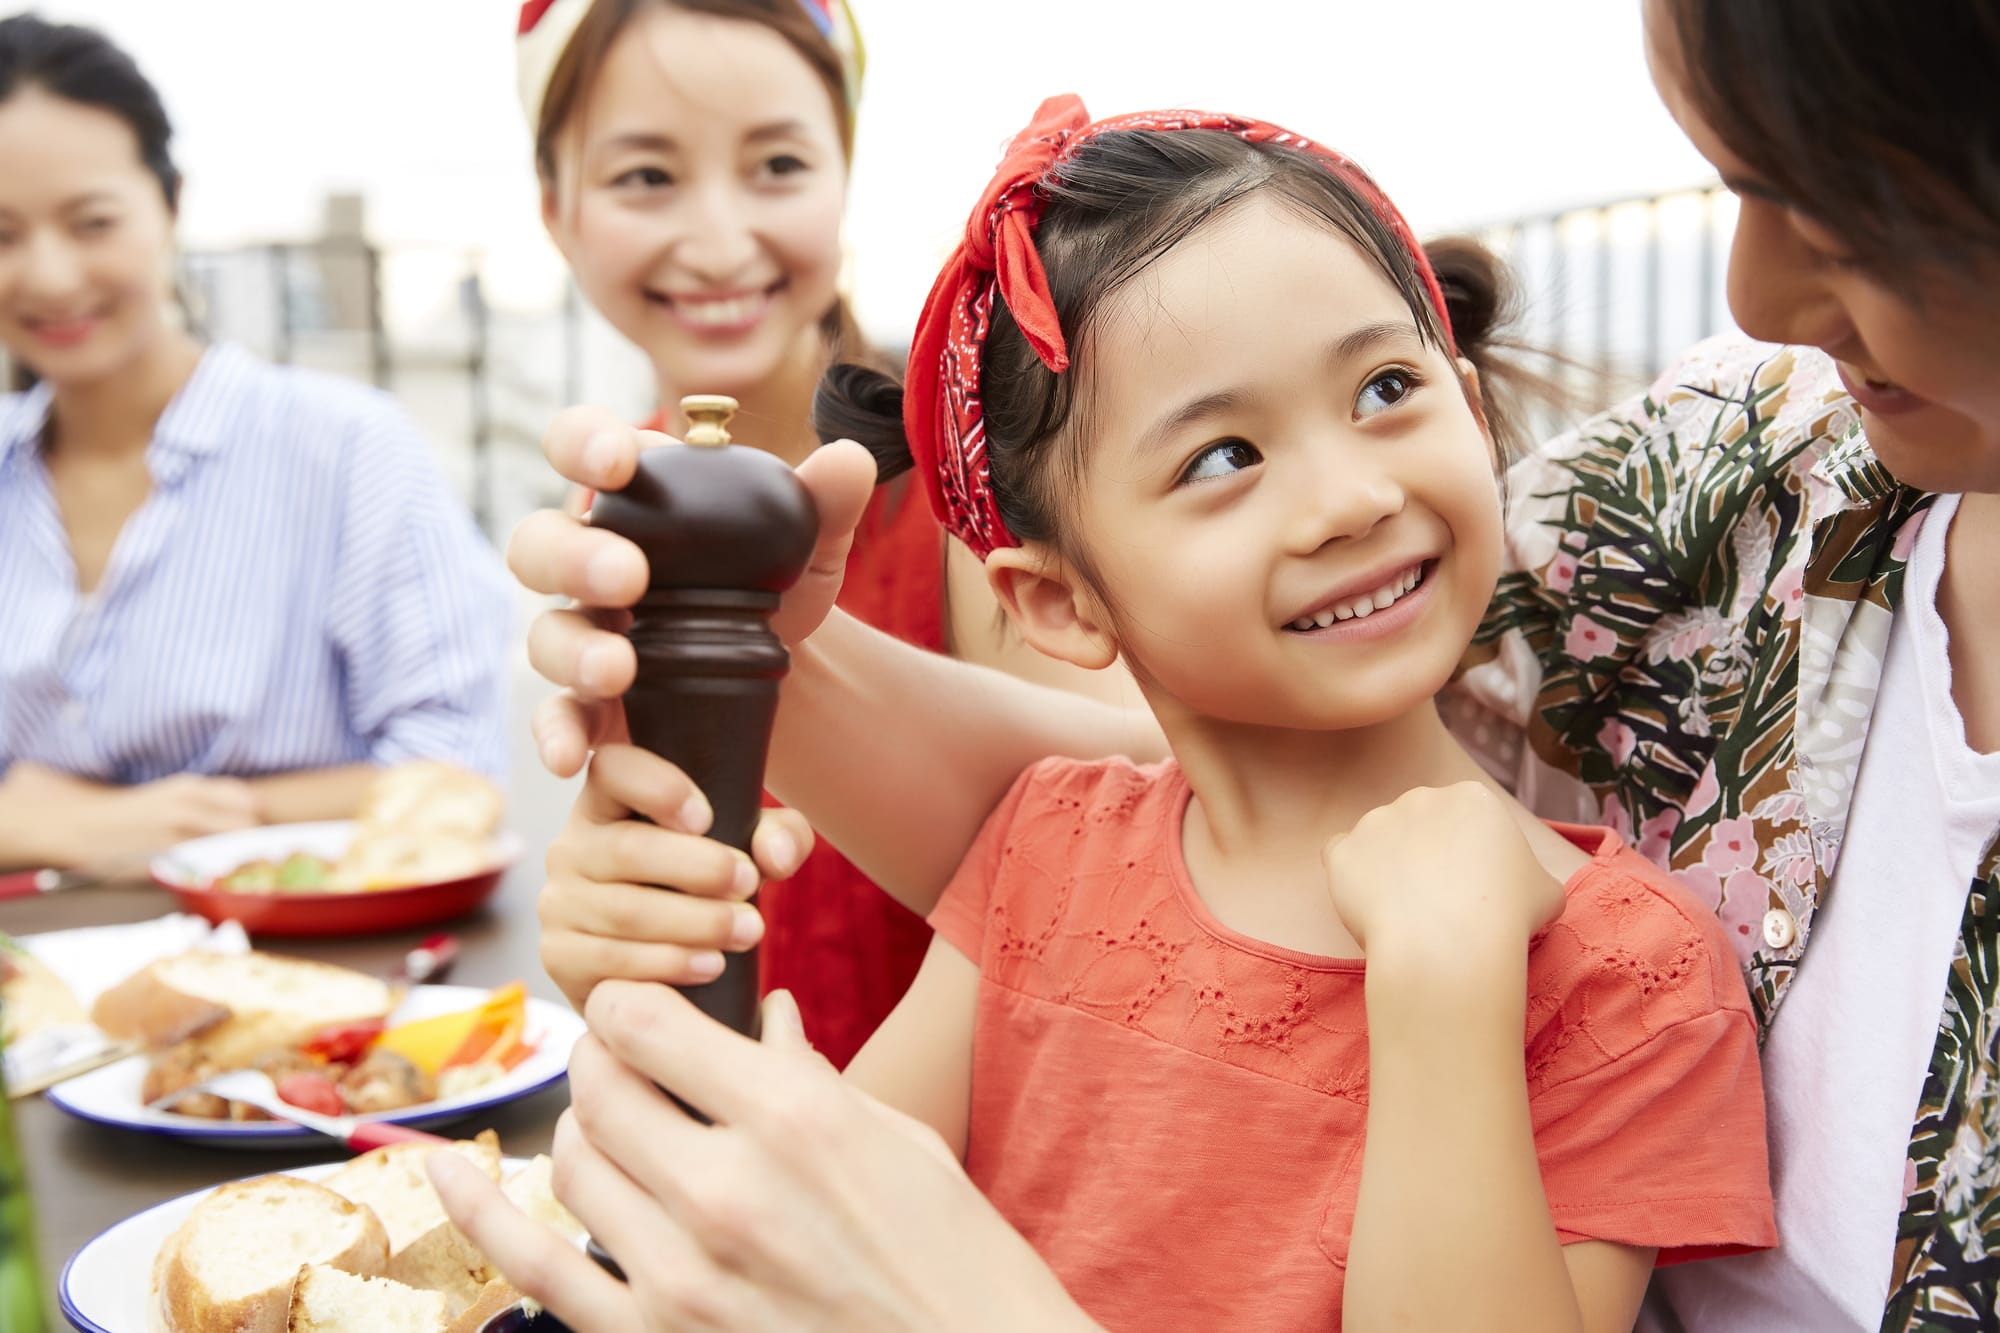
[516,0,866,143]
[903,94,1455,560]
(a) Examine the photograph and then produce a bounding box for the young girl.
[477,97,1776,1329]
[0,15,511,872]
[516,0,1133,1066]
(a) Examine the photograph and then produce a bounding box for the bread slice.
[323,1131,501,1316]
[94,951,395,1063]
[330,762,504,892]
[353,762,504,841]
[155,1175,389,1333]
[0,942,88,1043]
[442,1278,524,1333]
[285,1265,447,1332]
[501,1155,584,1244]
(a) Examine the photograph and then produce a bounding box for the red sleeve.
[1533,1006,1775,1263]
[926,761,1045,965]
[1527,858,1776,1264]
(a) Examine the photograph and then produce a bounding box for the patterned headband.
[516,0,866,150]
[903,94,1455,561]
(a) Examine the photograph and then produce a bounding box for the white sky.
[29,1,1712,339]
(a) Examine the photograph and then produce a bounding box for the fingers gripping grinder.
[588,395,820,1038]
[514,396,817,1295]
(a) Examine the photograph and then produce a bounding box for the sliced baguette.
[285,1265,447,1332]
[331,762,503,892]
[0,944,88,1043]
[442,1279,524,1333]
[323,1131,501,1316]
[353,762,503,841]
[155,1175,389,1333]
[500,1155,584,1244]
[94,951,395,1063]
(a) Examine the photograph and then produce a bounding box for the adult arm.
[241,763,379,825]
[0,762,258,870]
[433,983,1104,1333]
[512,411,1161,913]
[329,400,515,785]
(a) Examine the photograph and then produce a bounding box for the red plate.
[148,821,524,938]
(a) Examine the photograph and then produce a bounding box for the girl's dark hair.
[816,129,1534,567]
[0,14,180,210]
[536,0,874,362]
[1665,0,2000,266]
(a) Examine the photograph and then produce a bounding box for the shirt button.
[1762,908,1798,951]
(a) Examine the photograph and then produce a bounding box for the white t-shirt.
[1646,494,2000,1331]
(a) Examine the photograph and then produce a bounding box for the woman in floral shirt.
[454,1,2000,1329]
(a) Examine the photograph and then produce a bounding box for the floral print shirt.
[1445,336,1999,1332]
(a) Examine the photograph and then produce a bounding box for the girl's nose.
[1282,444,1406,556]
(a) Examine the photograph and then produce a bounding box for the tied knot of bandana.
[902,95,1454,562]
[962,93,1090,374]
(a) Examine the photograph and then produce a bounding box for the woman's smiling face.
[541,6,848,400]
[0,86,179,388]
[1644,0,2000,496]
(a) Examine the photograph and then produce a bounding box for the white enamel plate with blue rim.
[45,984,582,1149]
[59,1156,534,1332]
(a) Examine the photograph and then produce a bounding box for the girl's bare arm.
[512,415,1164,918]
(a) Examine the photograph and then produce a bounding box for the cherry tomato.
[299,1020,386,1065]
[275,1072,346,1117]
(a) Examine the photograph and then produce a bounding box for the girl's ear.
[1455,356,1499,465]
[984,544,1120,671]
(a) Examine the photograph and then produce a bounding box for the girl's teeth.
[1290,565,1426,631]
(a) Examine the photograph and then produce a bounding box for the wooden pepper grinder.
[588,395,820,1037]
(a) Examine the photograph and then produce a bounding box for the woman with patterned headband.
[514,0,1137,1067]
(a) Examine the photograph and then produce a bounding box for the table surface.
[2,863,567,1306]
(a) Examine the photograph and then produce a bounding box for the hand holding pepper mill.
[587,394,821,1039]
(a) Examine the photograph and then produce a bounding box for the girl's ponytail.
[814,362,916,483]
[1422,234,1565,464]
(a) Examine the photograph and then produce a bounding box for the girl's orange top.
[636,411,943,1066]
[930,756,1777,1330]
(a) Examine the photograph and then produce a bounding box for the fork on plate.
[146,1067,448,1151]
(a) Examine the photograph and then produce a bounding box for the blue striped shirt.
[0,343,513,785]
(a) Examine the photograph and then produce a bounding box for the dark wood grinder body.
[588,396,819,1037]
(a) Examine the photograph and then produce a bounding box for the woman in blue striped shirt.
[0,15,513,872]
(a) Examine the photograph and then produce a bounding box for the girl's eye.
[1178,439,1262,485]
[612,166,673,190]
[73,217,113,236]
[761,154,809,178]
[1355,368,1422,420]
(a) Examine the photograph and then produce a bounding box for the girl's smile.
[1283,559,1437,638]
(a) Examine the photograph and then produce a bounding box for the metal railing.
[1473,181,1739,434]
[4,182,1743,543]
